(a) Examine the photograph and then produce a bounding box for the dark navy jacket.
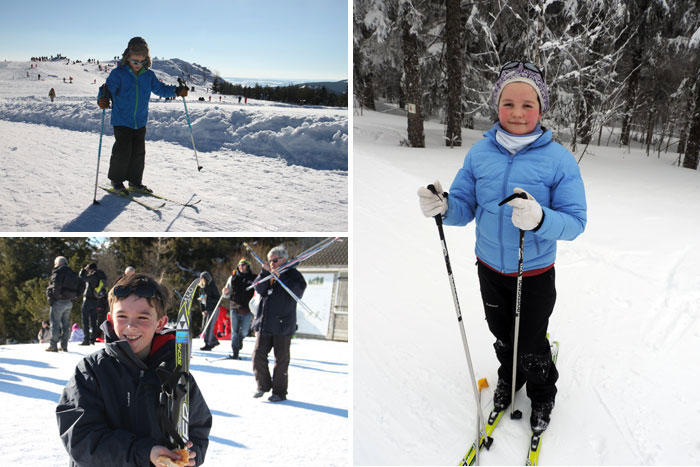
[252,267,307,336]
[56,321,212,466]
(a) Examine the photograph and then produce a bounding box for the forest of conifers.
[353,0,700,168]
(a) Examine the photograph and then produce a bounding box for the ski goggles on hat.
[129,58,147,66]
[499,61,544,79]
[112,277,162,301]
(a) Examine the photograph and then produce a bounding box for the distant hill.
[150,57,216,88]
[301,80,348,95]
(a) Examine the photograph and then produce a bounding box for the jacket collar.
[100,319,174,370]
[485,123,552,155]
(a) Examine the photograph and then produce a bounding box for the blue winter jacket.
[443,125,587,274]
[97,63,176,129]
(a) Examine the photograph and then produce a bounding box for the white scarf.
[495,125,543,155]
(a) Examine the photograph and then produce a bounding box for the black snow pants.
[477,261,558,404]
[108,125,147,186]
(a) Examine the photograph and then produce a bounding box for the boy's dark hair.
[108,273,169,318]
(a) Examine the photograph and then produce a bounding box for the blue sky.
[0,0,348,81]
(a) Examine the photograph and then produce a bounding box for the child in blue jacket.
[97,37,188,195]
[418,61,587,434]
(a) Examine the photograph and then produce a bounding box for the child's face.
[498,82,542,135]
[109,294,168,360]
[128,54,147,74]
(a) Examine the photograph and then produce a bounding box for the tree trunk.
[402,14,425,148]
[620,64,639,146]
[444,0,462,147]
[682,69,700,169]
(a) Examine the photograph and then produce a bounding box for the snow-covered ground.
[353,109,700,465]
[0,59,347,232]
[0,336,347,467]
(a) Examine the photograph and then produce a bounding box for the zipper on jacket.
[499,154,516,272]
[133,74,139,129]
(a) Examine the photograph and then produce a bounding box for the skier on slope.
[417,61,587,435]
[97,37,188,195]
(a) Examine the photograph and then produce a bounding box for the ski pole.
[92,108,106,205]
[200,294,225,337]
[243,242,320,320]
[427,184,487,464]
[181,96,203,172]
[498,191,529,420]
[246,237,340,290]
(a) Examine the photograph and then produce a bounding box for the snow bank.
[0,98,348,171]
[0,60,348,171]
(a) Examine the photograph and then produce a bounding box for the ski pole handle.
[498,191,528,206]
[427,184,445,227]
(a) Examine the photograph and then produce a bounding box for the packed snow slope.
[0,337,348,467]
[353,109,700,465]
[0,59,347,232]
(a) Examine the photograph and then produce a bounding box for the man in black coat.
[199,271,221,351]
[222,258,255,359]
[252,245,307,402]
[78,262,108,345]
[45,256,83,352]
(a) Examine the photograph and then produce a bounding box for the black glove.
[175,85,188,97]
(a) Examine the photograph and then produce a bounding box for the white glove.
[417,180,448,217]
[506,187,543,231]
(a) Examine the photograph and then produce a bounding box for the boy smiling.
[57,273,212,466]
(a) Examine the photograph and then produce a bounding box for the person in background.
[251,245,307,402]
[69,323,84,343]
[45,256,83,352]
[38,320,51,343]
[199,271,221,351]
[222,258,255,359]
[79,263,108,345]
